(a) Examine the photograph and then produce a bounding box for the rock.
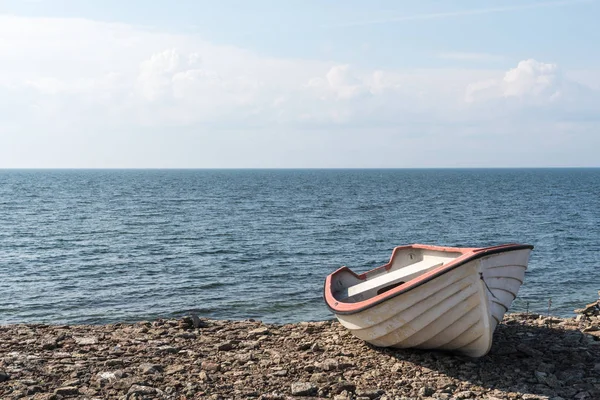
[331,381,356,394]
[537,362,555,374]
[139,363,163,374]
[291,382,318,396]
[535,371,561,388]
[2,310,600,400]
[217,341,234,351]
[128,384,160,395]
[63,379,81,387]
[309,372,329,383]
[177,332,197,339]
[556,369,585,384]
[97,371,119,384]
[190,313,208,328]
[418,386,435,397]
[166,364,186,375]
[582,325,599,332]
[544,317,563,324]
[356,388,385,399]
[41,336,58,350]
[249,327,269,336]
[455,391,474,399]
[201,361,220,371]
[517,343,544,357]
[54,386,79,396]
[157,345,179,354]
[334,394,351,400]
[73,336,98,345]
[297,342,312,351]
[319,358,338,371]
[235,352,254,363]
[574,392,591,400]
[26,385,44,395]
[310,342,322,352]
[199,371,211,381]
[574,301,600,316]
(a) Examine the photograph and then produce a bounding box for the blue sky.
[0,0,598,167]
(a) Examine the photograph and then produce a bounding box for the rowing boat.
[323,243,533,357]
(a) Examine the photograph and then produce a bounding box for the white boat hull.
[324,244,532,358]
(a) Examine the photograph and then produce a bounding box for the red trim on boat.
[323,243,533,315]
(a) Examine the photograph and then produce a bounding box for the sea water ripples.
[1,169,599,324]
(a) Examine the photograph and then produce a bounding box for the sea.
[0,169,598,325]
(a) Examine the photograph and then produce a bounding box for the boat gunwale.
[323,243,534,315]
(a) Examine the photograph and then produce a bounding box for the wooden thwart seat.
[342,260,444,302]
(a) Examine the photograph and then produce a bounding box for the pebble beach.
[1,299,600,400]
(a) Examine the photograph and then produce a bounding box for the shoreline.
[1,310,599,400]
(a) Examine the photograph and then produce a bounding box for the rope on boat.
[479,272,500,300]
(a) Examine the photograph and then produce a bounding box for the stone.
[73,336,98,345]
[319,358,338,371]
[201,361,220,371]
[331,381,356,394]
[177,332,197,339]
[291,382,317,396]
[97,371,118,384]
[54,386,79,396]
[190,313,208,328]
[334,394,351,400]
[199,371,210,381]
[535,371,561,388]
[249,327,270,336]
[356,388,385,399]
[582,325,599,332]
[128,384,160,395]
[537,362,556,373]
[139,363,163,374]
[573,392,591,400]
[41,337,58,350]
[310,342,322,352]
[217,341,234,351]
[26,385,44,395]
[556,369,585,384]
[455,390,474,399]
[418,386,435,397]
[166,364,186,375]
[2,310,600,400]
[517,343,544,357]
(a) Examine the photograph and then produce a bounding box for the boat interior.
[333,247,463,303]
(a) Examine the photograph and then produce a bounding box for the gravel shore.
[1,308,599,400]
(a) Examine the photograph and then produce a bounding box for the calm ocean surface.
[0,169,598,325]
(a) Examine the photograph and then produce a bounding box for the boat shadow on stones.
[367,316,600,399]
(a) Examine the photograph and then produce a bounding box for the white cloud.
[0,14,598,167]
[464,58,600,110]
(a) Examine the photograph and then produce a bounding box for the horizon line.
[1,166,599,170]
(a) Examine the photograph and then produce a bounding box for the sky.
[0,0,599,168]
